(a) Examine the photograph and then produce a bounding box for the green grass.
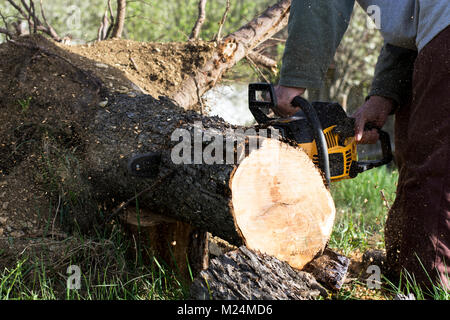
[329,166,398,255]
[329,166,449,300]
[383,268,450,300]
[0,226,189,300]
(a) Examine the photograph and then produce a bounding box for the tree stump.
[121,207,209,282]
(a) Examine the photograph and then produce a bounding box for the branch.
[247,51,278,73]
[38,0,60,41]
[6,0,61,41]
[189,0,207,40]
[106,0,115,38]
[19,0,33,34]
[110,0,126,38]
[213,0,230,42]
[246,53,270,83]
[0,27,14,39]
[97,9,110,41]
[171,0,291,110]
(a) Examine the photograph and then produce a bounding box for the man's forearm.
[279,0,355,89]
[369,44,418,111]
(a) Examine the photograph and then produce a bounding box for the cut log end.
[230,138,336,269]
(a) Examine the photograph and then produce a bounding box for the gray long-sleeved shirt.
[279,0,450,106]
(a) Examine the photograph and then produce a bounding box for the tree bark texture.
[189,0,207,40]
[190,246,328,300]
[111,0,126,38]
[121,207,209,282]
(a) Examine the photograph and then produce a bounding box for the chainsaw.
[248,83,393,186]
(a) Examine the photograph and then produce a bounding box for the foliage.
[0,0,275,43]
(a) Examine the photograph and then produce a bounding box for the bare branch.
[0,11,13,39]
[0,27,14,39]
[7,0,28,20]
[247,51,278,73]
[110,0,126,38]
[172,0,291,109]
[213,0,230,42]
[5,0,61,41]
[19,0,33,34]
[189,0,207,40]
[38,0,61,41]
[246,53,270,83]
[97,9,110,41]
[106,0,115,38]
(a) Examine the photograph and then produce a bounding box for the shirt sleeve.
[279,0,355,89]
[368,43,418,110]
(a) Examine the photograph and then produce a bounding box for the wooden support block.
[121,207,209,283]
[302,248,350,291]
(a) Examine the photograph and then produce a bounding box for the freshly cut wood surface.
[231,139,336,269]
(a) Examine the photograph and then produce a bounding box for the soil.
[61,38,215,99]
[0,34,215,243]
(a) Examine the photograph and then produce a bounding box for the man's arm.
[368,43,418,111]
[279,0,355,89]
[353,44,417,143]
[275,0,355,116]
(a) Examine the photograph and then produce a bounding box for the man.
[275,0,449,291]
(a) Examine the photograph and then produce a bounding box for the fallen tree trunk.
[0,33,335,271]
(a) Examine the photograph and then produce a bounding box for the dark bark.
[82,93,251,245]
[303,248,350,291]
[121,207,209,282]
[190,246,327,300]
[247,51,278,72]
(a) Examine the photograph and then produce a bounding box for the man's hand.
[352,95,395,144]
[273,85,306,117]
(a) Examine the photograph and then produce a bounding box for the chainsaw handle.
[350,127,393,177]
[248,83,277,124]
[291,96,331,186]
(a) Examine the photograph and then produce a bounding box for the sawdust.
[59,37,215,98]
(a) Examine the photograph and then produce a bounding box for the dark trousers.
[385,26,450,291]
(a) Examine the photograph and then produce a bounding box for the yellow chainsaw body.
[297,126,357,182]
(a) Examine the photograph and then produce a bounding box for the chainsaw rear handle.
[248,82,393,181]
[349,126,393,178]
